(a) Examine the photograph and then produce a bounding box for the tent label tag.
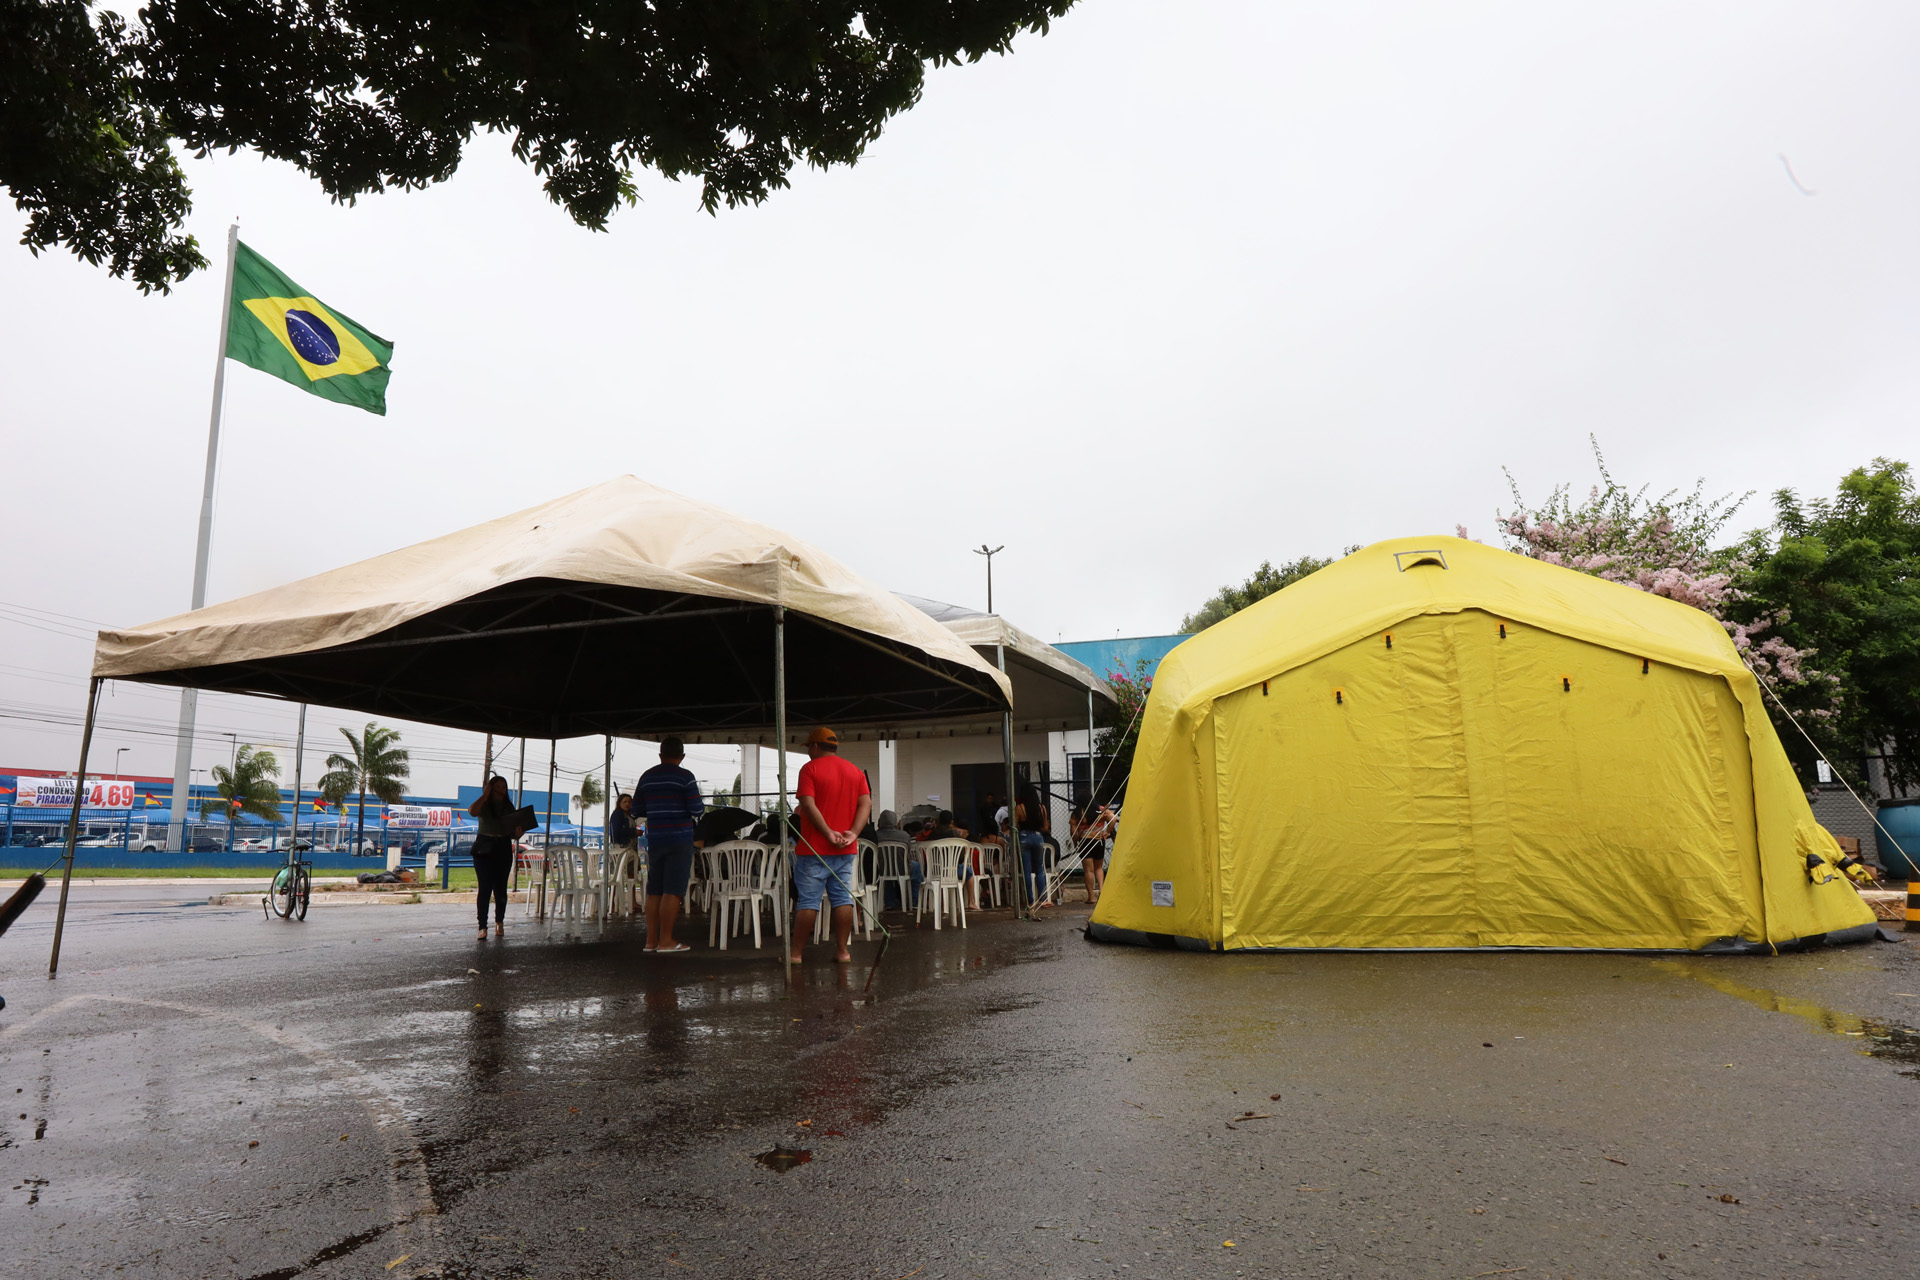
[1151,880,1175,907]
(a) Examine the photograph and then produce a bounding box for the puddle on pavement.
[1653,960,1920,1076]
[754,1145,812,1173]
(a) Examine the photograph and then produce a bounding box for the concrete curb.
[209,889,532,907]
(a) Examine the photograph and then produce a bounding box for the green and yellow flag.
[226,241,394,415]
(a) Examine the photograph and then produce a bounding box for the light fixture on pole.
[114,747,130,778]
[973,544,1004,614]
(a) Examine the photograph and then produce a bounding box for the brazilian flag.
[226,241,394,415]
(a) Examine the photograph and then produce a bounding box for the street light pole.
[973,544,1004,614]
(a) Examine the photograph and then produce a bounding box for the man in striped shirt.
[635,737,704,953]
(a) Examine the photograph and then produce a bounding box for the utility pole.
[973,544,1004,614]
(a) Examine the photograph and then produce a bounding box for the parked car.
[187,836,225,853]
[127,835,165,852]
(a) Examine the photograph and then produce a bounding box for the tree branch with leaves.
[4,0,1078,292]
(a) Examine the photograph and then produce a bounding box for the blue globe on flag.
[285,309,342,366]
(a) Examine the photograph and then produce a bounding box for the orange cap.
[807,726,838,746]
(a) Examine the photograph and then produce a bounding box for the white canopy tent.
[48,477,1016,972]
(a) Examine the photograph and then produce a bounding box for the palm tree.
[575,772,605,831]
[318,723,410,856]
[200,744,281,850]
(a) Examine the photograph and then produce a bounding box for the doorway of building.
[950,761,1032,839]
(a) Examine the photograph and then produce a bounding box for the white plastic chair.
[706,841,772,949]
[759,845,788,939]
[874,840,914,913]
[853,840,879,939]
[806,846,874,943]
[517,844,546,917]
[604,845,643,917]
[549,844,605,922]
[916,838,970,930]
[966,843,1002,909]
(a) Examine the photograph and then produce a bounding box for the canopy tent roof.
[888,594,1116,739]
[91,477,1011,741]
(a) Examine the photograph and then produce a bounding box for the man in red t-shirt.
[792,726,872,963]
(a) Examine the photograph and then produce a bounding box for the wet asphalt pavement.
[4,885,1920,1279]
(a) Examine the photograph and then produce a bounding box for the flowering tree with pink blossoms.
[1487,440,1829,702]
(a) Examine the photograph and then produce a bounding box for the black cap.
[661,737,685,757]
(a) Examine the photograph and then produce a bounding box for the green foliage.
[0,1,205,291]
[318,722,410,849]
[1732,460,1920,792]
[1182,555,1334,633]
[3,0,1076,290]
[577,771,605,812]
[1093,659,1153,805]
[199,743,281,825]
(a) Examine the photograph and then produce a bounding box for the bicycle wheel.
[292,865,311,921]
[268,866,294,918]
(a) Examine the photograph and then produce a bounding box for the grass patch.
[0,866,290,879]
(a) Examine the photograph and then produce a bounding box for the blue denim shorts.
[793,853,855,909]
[645,841,695,898]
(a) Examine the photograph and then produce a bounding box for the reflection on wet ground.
[6,898,1920,1279]
[753,1145,812,1172]
[1653,958,1920,1075]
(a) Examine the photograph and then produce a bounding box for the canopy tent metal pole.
[516,739,526,802]
[1087,688,1098,905]
[48,678,104,978]
[775,606,790,981]
[289,703,306,854]
[602,735,612,847]
[539,738,557,919]
[1000,644,1027,918]
[1088,688,1097,795]
[168,224,239,854]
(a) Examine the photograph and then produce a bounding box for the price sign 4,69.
[86,781,136,809]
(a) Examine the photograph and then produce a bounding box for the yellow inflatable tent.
[1089,536,1876,953]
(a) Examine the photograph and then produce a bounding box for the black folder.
[514,805,539,832]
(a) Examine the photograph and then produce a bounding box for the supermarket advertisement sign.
[5,775,137,809]
[385,804,453,828]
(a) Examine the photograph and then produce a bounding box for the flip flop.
[657,943,691,954]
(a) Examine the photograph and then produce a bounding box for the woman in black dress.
[467,776,524,940]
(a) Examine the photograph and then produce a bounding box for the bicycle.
[263,853,311,921]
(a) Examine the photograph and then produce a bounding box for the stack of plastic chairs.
[545,844,602,922]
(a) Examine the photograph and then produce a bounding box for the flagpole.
[167,223,239,853]
[289,703,306,855]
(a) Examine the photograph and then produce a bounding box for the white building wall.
[892,732,1053,811]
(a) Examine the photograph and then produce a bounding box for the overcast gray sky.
[3,0,1915,800]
